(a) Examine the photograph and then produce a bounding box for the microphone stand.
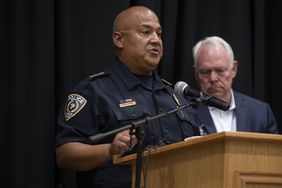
[133,123,145,188]
[88,102,193,188]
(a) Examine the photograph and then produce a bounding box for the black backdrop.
[1,0,281,188]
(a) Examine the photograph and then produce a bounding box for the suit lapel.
[196,105,217,134]
[234,92,248,131]
[195,91,249,133]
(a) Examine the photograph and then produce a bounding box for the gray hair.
[192,36,234,68]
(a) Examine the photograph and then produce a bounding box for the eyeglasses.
[197,68,230,78]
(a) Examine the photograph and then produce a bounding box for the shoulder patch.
[161,79,173,86]
[89,72,111,80]
[64,94,87,121]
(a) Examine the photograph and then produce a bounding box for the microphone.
[174,81,230,111]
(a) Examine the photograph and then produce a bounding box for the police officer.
[56,6,200,188]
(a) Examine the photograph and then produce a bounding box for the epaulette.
[161,78,173,87]
[89,72,111,80]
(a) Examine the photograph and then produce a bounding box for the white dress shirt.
[209,90,236,132]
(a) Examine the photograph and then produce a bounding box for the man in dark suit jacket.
[192,36,279,134]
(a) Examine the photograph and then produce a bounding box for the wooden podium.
[114,131,282,188]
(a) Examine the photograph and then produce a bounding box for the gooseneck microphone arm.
[88,102,192,144]
[88,102,193,188]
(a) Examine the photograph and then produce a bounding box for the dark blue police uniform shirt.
[56,59,200,188]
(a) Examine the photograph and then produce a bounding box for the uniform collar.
[112,58,166,91]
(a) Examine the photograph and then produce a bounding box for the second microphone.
[174,81,230,111]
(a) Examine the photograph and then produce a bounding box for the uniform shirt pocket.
[113,105,151,125]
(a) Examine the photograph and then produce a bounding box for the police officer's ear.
[113,31,124,49]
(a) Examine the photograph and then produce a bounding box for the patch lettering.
[65,94,87,121]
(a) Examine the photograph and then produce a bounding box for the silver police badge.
[64,94,87,121]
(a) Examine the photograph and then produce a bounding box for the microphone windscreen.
[174,81,188,96]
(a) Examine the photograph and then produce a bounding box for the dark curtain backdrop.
[1,0,281,188]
